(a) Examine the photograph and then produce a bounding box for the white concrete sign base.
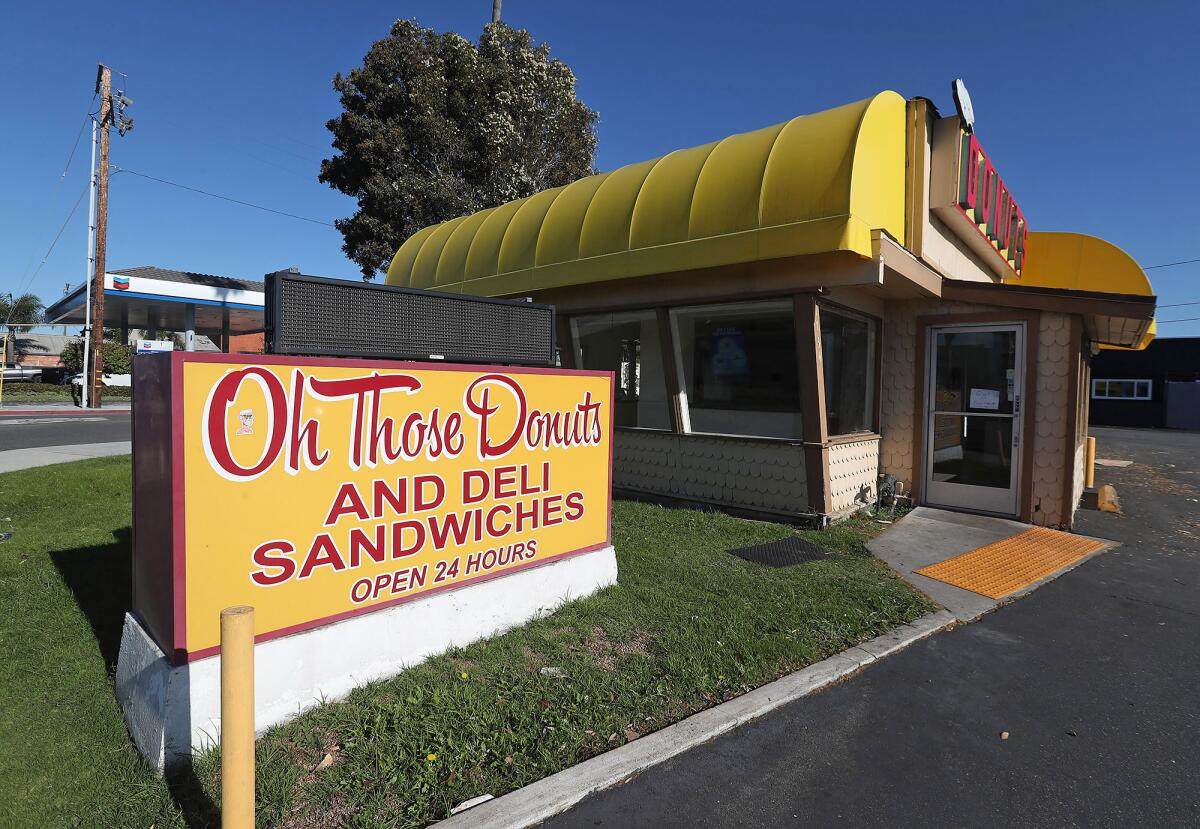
[116,545,618,770]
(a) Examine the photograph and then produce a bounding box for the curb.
[435,609,956,829]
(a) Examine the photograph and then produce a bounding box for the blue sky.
[3,1,1198,333]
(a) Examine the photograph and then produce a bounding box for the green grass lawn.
[0,457,933,828]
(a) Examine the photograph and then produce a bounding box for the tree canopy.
[1,293,44,326]
[320,20,599,280]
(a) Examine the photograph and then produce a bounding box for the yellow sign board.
[134,354,613,661]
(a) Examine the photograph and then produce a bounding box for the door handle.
[1012,394,1021,447]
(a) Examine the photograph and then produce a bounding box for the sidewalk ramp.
[915,526,1105,600]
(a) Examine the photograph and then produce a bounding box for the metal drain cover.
[729,536,831,568]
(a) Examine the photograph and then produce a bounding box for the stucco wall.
[613,430,810,516]
[828,437,880,513]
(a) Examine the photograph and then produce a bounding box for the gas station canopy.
[45,265,265,348]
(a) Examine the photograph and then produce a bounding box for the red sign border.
[167,351,615,664]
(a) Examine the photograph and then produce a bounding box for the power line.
[1159,300,1200,308]
[1145,258,1200,270]
[1158,317,1200,323]
[12,102,99,290]
[113,167,336,228]
[60,113,91,179]
[12,177,91,299]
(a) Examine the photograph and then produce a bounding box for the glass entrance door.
[923,323,1024,516]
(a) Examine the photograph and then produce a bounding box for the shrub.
[59,339,131,375]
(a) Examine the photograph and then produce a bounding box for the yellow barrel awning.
[386,92,907,296]
[1022,231,1156,350]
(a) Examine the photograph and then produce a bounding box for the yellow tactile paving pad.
[915,526,1106,599]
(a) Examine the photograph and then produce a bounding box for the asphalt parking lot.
[542,426,1200,828]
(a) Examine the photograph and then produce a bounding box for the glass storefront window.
[670,300,802,439]
[820,305,877,435]
[571,310,672,430]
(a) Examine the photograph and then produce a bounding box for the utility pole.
[492,0,502,23]
[81,114,98,408]
[87,64,112,409]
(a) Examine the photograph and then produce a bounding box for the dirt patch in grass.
[582,624,653,671]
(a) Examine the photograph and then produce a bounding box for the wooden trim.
[526,251,876,314]
[816,298,884,435]
[1061,315,1083,522]
[879,235,942,298]
[795,294,830,513]
[817,296,881,322]
[614,426,803,447]
[657,306,685,434]
[912,320,928,505]
[873,308,884,434]
[1019,317,1040,524]
[549,285,828,318]
[827,432,881,446]
[917,310,1040,328]
[795,295,828,445]
[911,310,1041,522]
[942,279,1155,320]
[904,99,927,255]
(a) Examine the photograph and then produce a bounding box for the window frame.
[568,309,675,432]
[816,301,880,437]
[1091,378,1152,400]
[667,297,804,440]
[566,292,879,446]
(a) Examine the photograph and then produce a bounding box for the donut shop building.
[386,91,1156,530]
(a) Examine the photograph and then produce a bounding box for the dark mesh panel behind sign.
[267,272,554,366]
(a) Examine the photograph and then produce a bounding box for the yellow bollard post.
[221,606,255,829]
[1085,435,1097,489]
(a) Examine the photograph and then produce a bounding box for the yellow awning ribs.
[386,92,908,296]
[1022,231,1157,350]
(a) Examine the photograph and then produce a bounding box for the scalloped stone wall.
[612,431,810,516]
[1030,312,1073,526]
[828,437,880,512]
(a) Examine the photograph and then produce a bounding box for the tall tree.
[1,292,44,366]
[1,293,44,327]
[320,20,599,280]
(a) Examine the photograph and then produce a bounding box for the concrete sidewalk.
[0,441,132,473]
[867,507,1113,621]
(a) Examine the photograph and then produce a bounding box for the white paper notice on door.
[970,388,1001,410]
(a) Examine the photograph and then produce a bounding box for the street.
[542,426,1200,828]
[0,411,130,452]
